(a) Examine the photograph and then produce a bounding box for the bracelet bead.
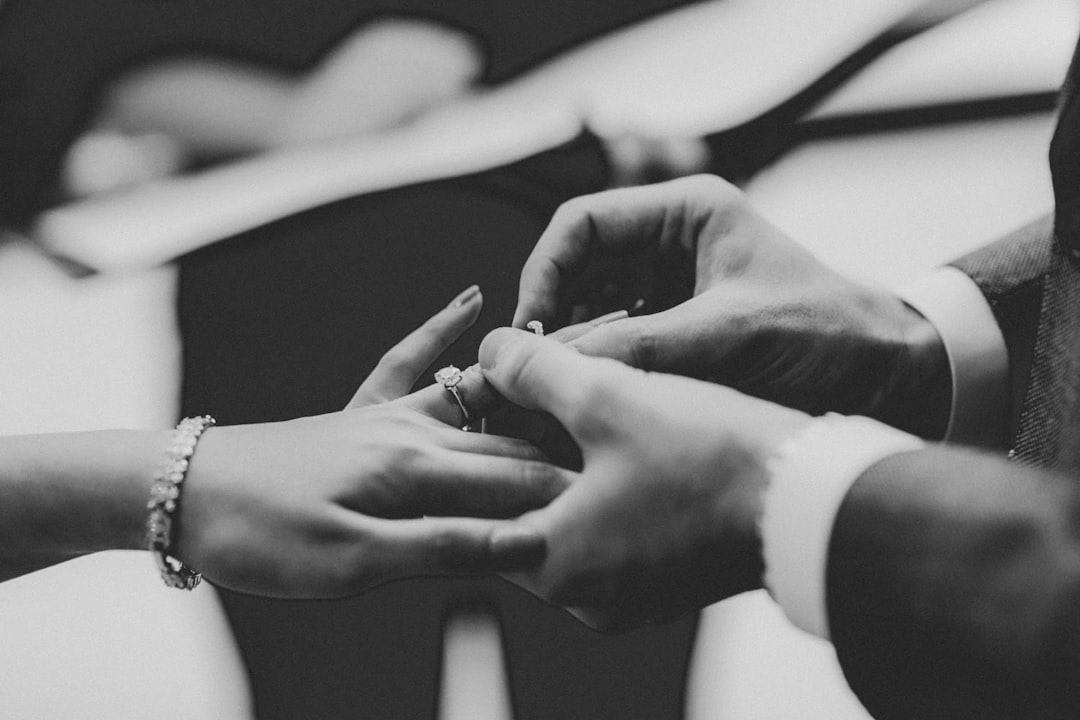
[146,415,215,590]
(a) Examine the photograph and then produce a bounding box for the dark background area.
[0,1,705,717]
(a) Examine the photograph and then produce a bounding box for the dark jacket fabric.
[825,34,1080,720]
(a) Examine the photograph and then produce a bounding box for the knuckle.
[624,323,659,371]
[388,440,427,474]
[683,173,738,202]
[432,527,486,570]
[420,308,458,335]
[375,348,413,374]
[552,196,589,223]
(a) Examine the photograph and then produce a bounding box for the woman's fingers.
[401,310,631,426]
[347,285,482,408]
[546,309,630,343]
[407,449,572,517]
[364,516,547,575]
[403,364,497,427]
[432,426,549,461]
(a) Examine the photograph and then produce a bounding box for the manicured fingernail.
[489,525,546,569]
[590,310,629,326]
[450,285,481,308]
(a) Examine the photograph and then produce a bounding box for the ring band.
[435,365,472,430]
[526,320,545,336]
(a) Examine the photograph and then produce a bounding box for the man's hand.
[514,175,950,437]
[478,328,811,632]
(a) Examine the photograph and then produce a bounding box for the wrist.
[878,306,951,440]
[0,430,168,573]
[82,429,172,554]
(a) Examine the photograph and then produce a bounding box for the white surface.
[687,591,870,720]
[748,113,1056,287]
[0,553,252,720]
[811,0,1079,119]
[438,612,513,720]
[35,0,925,272]
[517,0,924,137]
[0,241,253,719]
[0,239,179,434]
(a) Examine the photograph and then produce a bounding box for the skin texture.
[0,287,568,598]
[478,327,811,632]
[512,175,950,438]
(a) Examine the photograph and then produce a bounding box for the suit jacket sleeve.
[826,446,1080,720]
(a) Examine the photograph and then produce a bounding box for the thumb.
[479,327,633,425]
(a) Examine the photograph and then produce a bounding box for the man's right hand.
[513,175,950,437]
[477,328,811,631]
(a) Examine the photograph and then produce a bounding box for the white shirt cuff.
[899,267,1008,447]
[761,414,925,639]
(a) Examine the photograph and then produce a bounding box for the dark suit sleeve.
[826,446,1080,720]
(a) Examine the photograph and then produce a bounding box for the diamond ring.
[434,365,471,430]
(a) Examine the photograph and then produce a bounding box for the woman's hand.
[175,287,569,598]
[513,175,950,437]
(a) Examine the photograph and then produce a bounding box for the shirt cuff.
[761,414,925,639]
[899,266,1008,447]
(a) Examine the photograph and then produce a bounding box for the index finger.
[348,285,482,408]
[512,186,678,329]
[512,199,595,329]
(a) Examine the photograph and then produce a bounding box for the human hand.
[478,328,811,631]
[175,287,569,599]
[513,175,949,437]
[398,309,630,471]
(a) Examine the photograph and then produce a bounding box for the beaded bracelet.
[145,415,216,590]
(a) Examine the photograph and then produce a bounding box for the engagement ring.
[435,365,471,430]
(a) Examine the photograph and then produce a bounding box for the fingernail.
[489,525,546,569]
[590,310,629,326]
[450,285,481,308]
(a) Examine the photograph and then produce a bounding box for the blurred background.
[1,0,1077,717]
